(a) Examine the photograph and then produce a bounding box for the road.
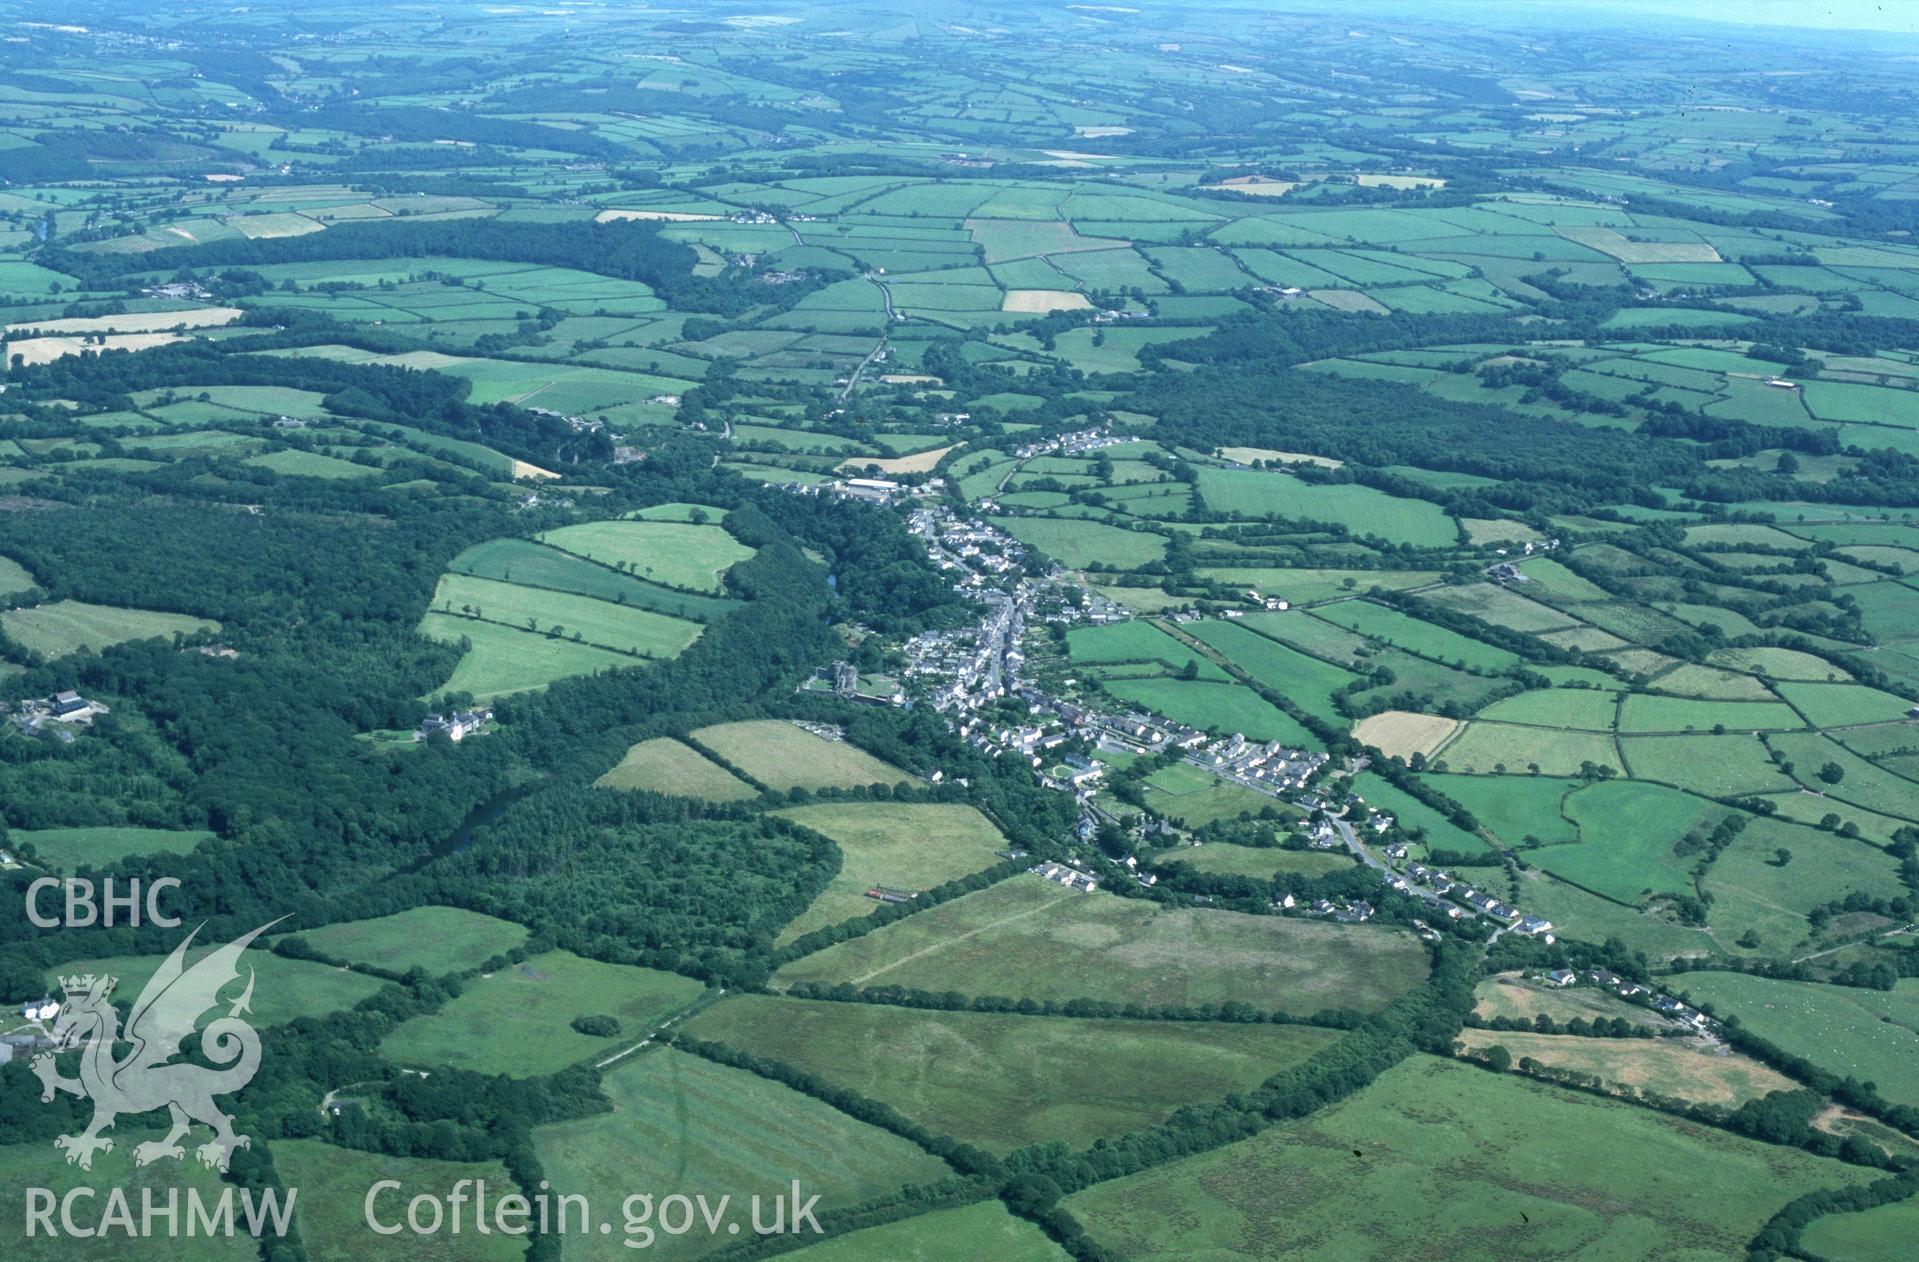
[839,275,895,399]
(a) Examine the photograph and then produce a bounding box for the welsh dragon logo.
[29,919,285,1173]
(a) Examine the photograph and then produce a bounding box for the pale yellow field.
[1456,1028,1794,1108]
[1556,225,1721,264]
[594,209,722,223]
[156,222,226,243]
[1352,710,1461,759]
[1461,517,1543,545]
[879,373,942,385]
[226,212,324,239]
[839,443,957,475]
[4,332,183,365]
[4,307,242,337]
[1001,289,1092,313]
[510,459,560,481]
[1214,177,1297,197]
[1218,446,1343,469]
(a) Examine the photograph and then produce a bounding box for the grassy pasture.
[1619,733,1797,796]
[989,515,1166,569]
[1066,619,1228,679]
[682,995,1338,1153]
[1434,723,1623,776]
[426,573,704,658]
[45,949,384,1029]
[11,826,215,868]
[536,521,754,593]
[1194,467,1454,546]
[0,555,35,597]
[381,951,704,1077]
[1185,618,1358,721]
[286,906,528,976]
[1312,600,1518,671]
[0,1135,256,1262]
[534,1049,950,1262]
[1421,774,1576,846]
[1065,1055,1867,1262]
[1529,781,1722,904]
[689,721,913,792]
[1705,817,1902,952]
[1101,676,1314,744]
[777,877,1429,1016]
[1139,762,1296,828]
[1801,1195,1919,1262]
[596,737,758,800]
[771,803,1010,942]
[273,1140,526,1262]
[1351,772,1492,856]
[1197,568,1443,605]
[449,537,739,622]
[1768,732,1919,821]
[420,613,643,702]
[1474,687,1619,730]
[774,1202,1067,1262]
[1678,973,1919,1108]
[1775,681,1916,726]
[1155,843,1351,880]
[0,599,218,658]
[1616,695,1803,733]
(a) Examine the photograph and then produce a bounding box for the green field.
[596,736,759,800]
[381,951,704,1077]
[1678,973,1919,1108]
[1618,733,1798,796]
[1434,723,1624,777]
[0,1135,257,1262]
[286,906,528,975]
[1155,843,1352,880]
[1140,763,1297,828]
[1185,618,1358,721]
[536,521,756,593]
[689,720,913,791]
[682,995,1339,1152]
[0,555,36,598]
[533,1048,951,1261]
[1194,467,1456,547]
[1102,676,1314,744]
[425,573,703,658]
[1420,774,1576,846]
[1801,1194,1919,1262]
[1527,781,1723,904]
[774,1202,1068,1262]
[1312,600,1520,671]
[45,948,384,1028]
[449,537,740,621]
[772,803,1011,941]
[1066,619,1228,678]
[274,1140,527,1262]
[989,515,1167,569]
[1064,1055,1872,1261]
[777,878,1429,1016]
[421,612,652,701]
[1474,687,1620,730]
[10,826,215,868]
[0,599,218,657]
